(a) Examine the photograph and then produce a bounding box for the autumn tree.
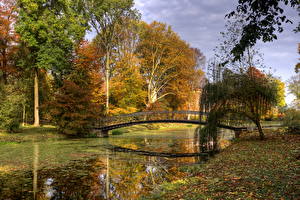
[110,55,146,114]
[49,42,103,135]
[138,21,201,110]
[0,0,18,84]
[108,18,146,114]
[165,48,205,111]
[85,0,138,114]
[16,0,87,126]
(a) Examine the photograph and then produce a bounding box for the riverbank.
[142,130,300,200]
[0,123,197,143]
[0,125,64,143]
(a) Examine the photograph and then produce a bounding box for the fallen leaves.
[143,131,300,200]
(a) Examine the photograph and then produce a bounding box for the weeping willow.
[199,66,278,152]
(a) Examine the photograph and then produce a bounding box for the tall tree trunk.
[33,69,40,127]
[0,56,8,84]
[255,120,265,140]
[105,52,110,115]
[23,103,26,126]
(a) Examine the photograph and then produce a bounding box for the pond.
[0,125,229,200]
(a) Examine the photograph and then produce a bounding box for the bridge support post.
[91,129,109,138]
[234,130,241,139]
[100,130,109,137]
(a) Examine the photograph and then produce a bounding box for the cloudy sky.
[134,0,299,104]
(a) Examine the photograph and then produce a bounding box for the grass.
[0,125,64,143]
[0,123,195,143]
[112,123,198,135]
[141,130,300,200]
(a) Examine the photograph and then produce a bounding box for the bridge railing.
[95,111,206,128]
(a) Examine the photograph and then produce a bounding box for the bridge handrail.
[101,110,206,119]
[99,110,206,123]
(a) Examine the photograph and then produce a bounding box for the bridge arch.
[93,111,242,137]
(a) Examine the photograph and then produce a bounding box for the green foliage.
[288,74,300,99]
[283,109,300,133]
[227,0,299,60]
[110,58,146,113]
[111,129,124,135]
[0,84,24,132]
[16,0,87,82]
[200,67,279,150]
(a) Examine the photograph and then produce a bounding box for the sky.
[134,0,299,105]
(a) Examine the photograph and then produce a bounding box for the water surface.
[0,126,204,199]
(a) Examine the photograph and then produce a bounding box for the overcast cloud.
[134,0,299,104]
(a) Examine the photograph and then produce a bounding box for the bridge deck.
[94,111,282,132]
[94,120,245,131]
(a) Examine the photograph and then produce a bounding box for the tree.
[296,43,300,73]
[288,74,300,99]
[283,109,300,133]
[288,73,300,108]
[109,18,146,114]
[16,0,87,126]
[274,78,286,107]
[49,42,102,135]
[264,78,286,119]
[138,21,200,109]
[227,0,299,60]
[0,0,19,84]
[0,83,24,132]
[86,0,138,114]
[200,66,278,151]
[110,54,146,114]
[215,13,265,71]
[165,48,205,111]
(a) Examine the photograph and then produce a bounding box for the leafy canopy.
[16,0,87,73]
[227,0,299,60]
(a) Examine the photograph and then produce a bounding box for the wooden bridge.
[93,111,245,137]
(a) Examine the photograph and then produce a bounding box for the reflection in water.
[44,178,56,198]
[106,150,109,199]
[33,143,39,200]
[0,126,234,199]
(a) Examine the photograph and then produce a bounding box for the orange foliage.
[73,41,106,109]
[49,41,105,135]
[247,66,265,79]
[0,0,19,83]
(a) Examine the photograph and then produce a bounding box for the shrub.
[49,80,97,136]
[111,129,123,135]
[283,109,300,133]
[0,85,23,132]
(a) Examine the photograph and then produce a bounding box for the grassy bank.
[0,123,195,142]
[0,125,64,143]
[111,123,196,135]
[142,131,300,200]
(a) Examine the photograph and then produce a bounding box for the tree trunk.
[0,57,7,84]
[105,52,110,115]
[23,104,26,126]
[255,120,265,140]
[33,69,40,127]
